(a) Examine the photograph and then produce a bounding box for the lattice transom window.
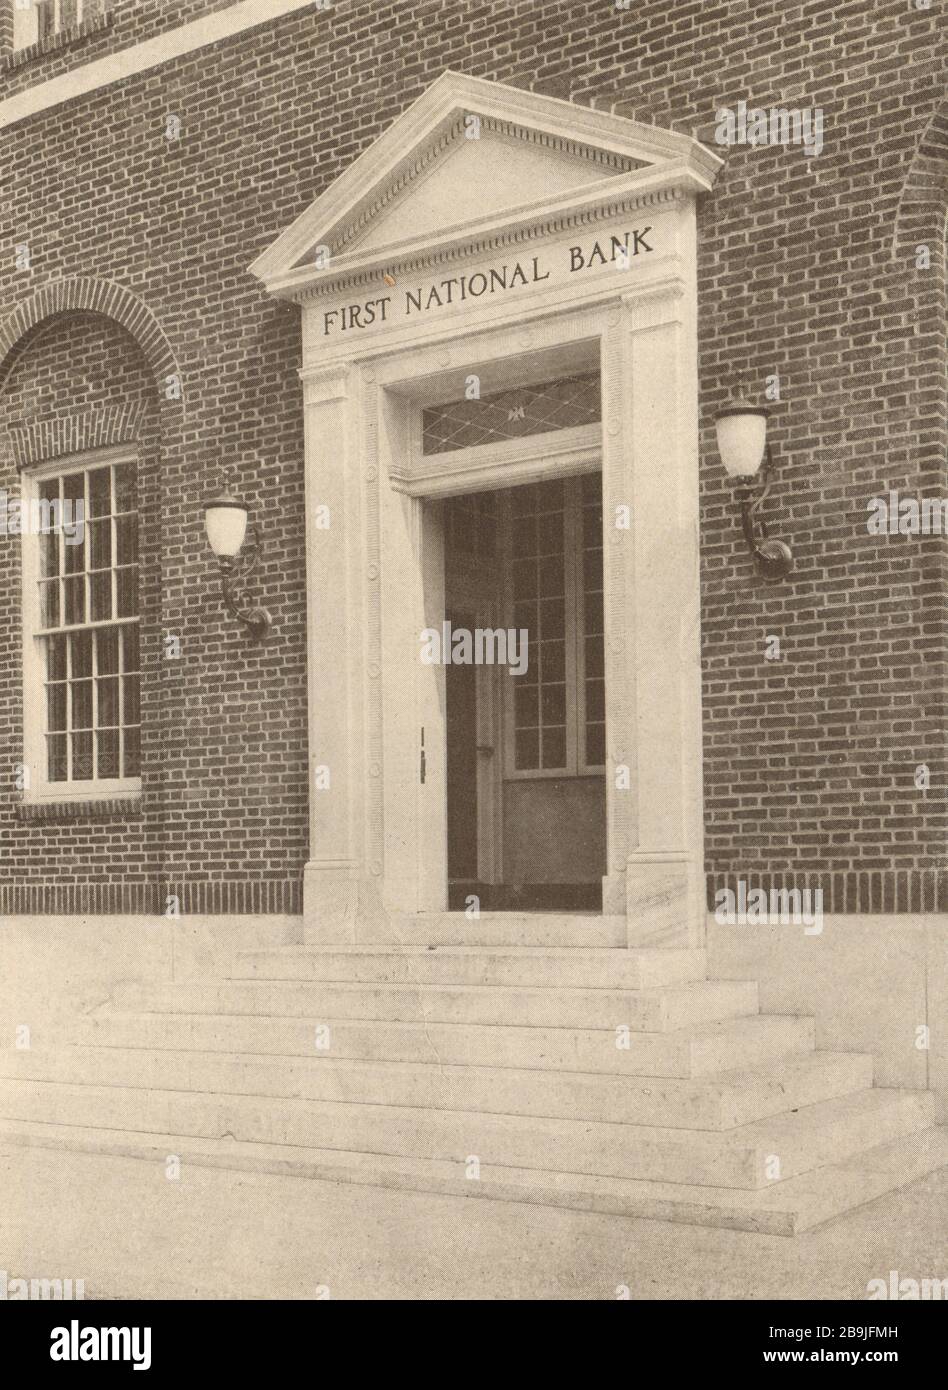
[422,373,601,455]
[26,456,141,794]
[504,473,605,778]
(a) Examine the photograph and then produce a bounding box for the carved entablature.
[250,72,721,364]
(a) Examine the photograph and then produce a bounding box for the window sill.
[16,795,142,822]
[2,11,113,74]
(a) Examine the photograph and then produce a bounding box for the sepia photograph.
[0,0,945,1337]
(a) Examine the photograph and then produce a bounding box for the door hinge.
[419,726,426,784]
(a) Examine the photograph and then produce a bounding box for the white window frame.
[20,446,142,804]
[501,471,606,782]
[12,0,96,51]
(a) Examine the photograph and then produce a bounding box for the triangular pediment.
[250,71,722,296]
[333,118,645,257]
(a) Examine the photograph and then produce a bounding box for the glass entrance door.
[444,473,606,911]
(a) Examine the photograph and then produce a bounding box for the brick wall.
[1,0,945,912]
[0,1,12,57]
[0,308,308,914]
[0,313,159,910]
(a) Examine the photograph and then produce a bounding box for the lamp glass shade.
[203,494,248,559]
[715,408,768,478]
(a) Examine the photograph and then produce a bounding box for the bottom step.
[1,1120,945,1237]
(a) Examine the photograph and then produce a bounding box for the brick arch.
[0,277,182,399]
[891,101,948,262]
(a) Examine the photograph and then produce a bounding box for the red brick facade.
[1,0,946,913]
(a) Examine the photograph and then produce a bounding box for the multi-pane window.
[580,473,605,767]
[444,490,498,560]
[34,0,102,41]
[29,457,140,792]
[504,474,604,777]
[12,0,104,51]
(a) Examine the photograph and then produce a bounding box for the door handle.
[476,744,494,755]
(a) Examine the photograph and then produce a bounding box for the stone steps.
[386,913,627,947]
[7,1117,945,1239]
[3,914,943,1236]
[72,1009,816,1078]
[113,977,760,1032]
[0,1046,873,1132]
[0,1078,931,1190]
[3,1117,945,1237]
[230,945,707,989]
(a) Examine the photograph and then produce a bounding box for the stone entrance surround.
[250,71,720,949]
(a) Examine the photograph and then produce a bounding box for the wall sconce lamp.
[715,401,794,580]
[203,491,272,640]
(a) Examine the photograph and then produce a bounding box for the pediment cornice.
[250,72,722,302]
[294,174,690,306]
[329,113,645,258]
